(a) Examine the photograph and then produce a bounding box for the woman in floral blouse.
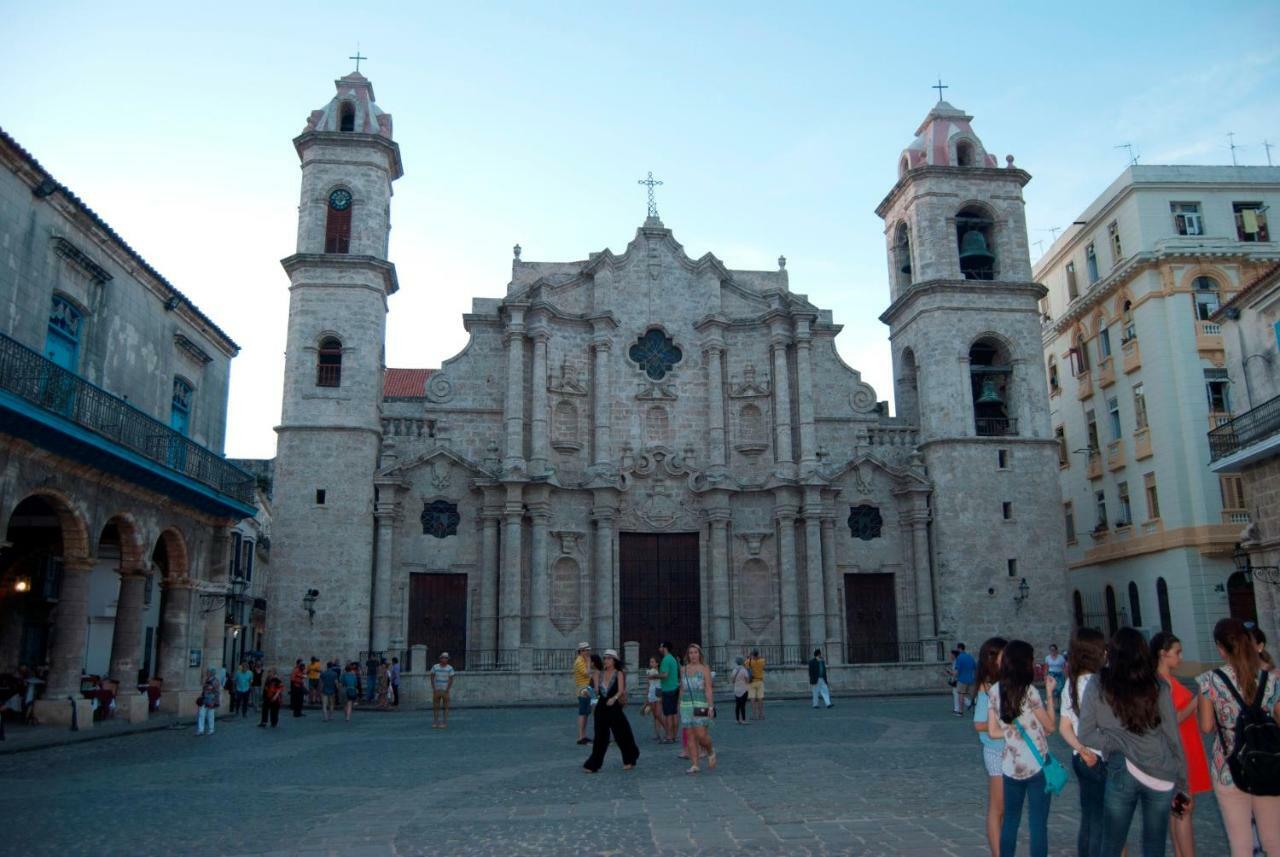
[1196,617,1280,857]
[987,639,1057,857]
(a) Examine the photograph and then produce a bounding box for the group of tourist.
[967,617,1278,857]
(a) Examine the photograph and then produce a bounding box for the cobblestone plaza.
[7,694,1228,856]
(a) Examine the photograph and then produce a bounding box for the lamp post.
[1014,577,1031,610]
[1234,542,1280,587]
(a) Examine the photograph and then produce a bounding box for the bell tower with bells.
[875,95,1068,644]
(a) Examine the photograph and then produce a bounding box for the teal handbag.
[1015,719,1069,795]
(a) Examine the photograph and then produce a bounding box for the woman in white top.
[987,639,1057,857]
[1059,627,1106,857]
[731,656,751,724]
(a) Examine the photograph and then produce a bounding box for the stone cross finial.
[637,171,663,219]
[932,77,948,103]
[350,48,367,72]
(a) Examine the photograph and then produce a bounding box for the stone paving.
[5,695,1230,856]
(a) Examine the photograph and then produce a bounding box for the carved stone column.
[591,334,612,470]
[707,507,731,649]
[529,326,550,476]
[794,318,818,473]
[591,500,617,648]
[479,506,502,650]
[157,578,194,689]
[802,489,826,649]
[202,527,232,672]
[503,306,527,472]
[775,504,801,654]
[696,319,729,474]
[907,494,937,640]
[770,326,794,470]
[820,515,842,663]
[499,487,524,651]
[371,501,397,652]
[108,564,148,681]
[44,558,94,696]
[528,497,551,648]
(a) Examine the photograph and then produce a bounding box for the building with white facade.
[1036,165,1280,666]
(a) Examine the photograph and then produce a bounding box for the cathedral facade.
[266,73,1069,691]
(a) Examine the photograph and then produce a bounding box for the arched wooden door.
[1227,572,1258,625]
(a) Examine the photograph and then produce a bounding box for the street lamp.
[302,588,320,623]
[13,576,30,593]
[1014,577,1031,609]
[1233,542,1280,588]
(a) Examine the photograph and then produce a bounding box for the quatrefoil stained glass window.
[628,329,683,381]
[847,505,883,541]
[420,500,460,539]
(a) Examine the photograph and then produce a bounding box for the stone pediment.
[824,454,930,495]
[375,445,494,482]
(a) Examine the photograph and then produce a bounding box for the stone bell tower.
[268,70,403,666]
[877,99,1068,647]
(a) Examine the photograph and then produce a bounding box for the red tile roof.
[383,368,433,398]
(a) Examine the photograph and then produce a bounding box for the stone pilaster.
[108,564,148,682]
[503,306,528,473]
[499,486,524,651]
[707,508,732,650]
[45,558,94,696]
[371,501,398,651]
[529,325,550,476]
[802,490,826,649]
[795,318,818,473]
[202,527,232,672]
[528,496,551,648]
[591,497,618,648]
[775,503,801,653]
[820,515,842,663]
[479,505,502,650]
[591,334,612,471]
[770,325,795,473]
[906,494,937,640]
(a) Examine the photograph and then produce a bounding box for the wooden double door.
[619,533,701,665]
[408,573,468,669]
[844,573,899,664]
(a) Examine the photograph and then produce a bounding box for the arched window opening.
[1072,591,1084,628]
[317,337,342,387]
[956,205,996,280]
[324,188,353,254]
[969,338,1014,436]
[1193,275,1220,321]
[1104,585,1119,637]
[1128,581,1143,628]
[46,295,83,371]
[899,156,910,178]
[1156,577,1172,633]
[956,140,974,167]
[894,222,913,288]
[339,102,355,132]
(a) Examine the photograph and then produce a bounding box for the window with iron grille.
[317,337,342,387]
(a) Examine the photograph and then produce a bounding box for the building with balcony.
[0,128,255,725]
[1210,261,1280,649]
[1038,164,1280,665]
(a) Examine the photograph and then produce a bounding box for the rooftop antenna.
[1264,140,1275,167]
[1228,132,1241,166]
[1033,239,1045,256]
[1041,226,1062,241]
[1115,143,1139,166]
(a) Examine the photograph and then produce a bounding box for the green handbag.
[1015,719,1069,795]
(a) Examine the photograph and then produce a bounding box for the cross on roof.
[350,48,367,72]
[932,78,949,103]
[638,171,663,219]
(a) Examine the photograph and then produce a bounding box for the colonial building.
[267,75,1068,697]
[1036,165,1280,666]
[1211,261,1280,648]
[0,128,255,724]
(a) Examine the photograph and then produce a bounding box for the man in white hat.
[430,652,455,729]
[574,642,592,745]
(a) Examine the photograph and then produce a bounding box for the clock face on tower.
[328,189,352,211]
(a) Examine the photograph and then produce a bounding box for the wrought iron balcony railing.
[0,331,253,506]
[1208,392,1280,462]
[975,416,1018,437]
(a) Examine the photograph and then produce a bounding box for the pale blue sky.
[3,2,1276,458]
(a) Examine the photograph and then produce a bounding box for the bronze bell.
[976,376,1004,405]
[959,229,996,269]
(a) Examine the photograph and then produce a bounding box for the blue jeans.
[1073,752,1107,857]
[1001,771,1050,857]
[1101,754,1171,857]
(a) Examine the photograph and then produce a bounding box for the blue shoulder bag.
[1014,719,1069,795]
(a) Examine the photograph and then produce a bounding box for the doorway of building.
[844,573,899,663]
[1227,571,1258,625]
[619,532,701,664]
[408,573,468,670]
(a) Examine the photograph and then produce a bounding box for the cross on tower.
[350,48,367,72]
[638,171,663,219]
[932,77,949,103]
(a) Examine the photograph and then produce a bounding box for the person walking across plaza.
[731,656,751,724]
[1044,644,1066,708]
[1196,617,1280,857]
[390,657,401,707]
[745,648,766,720]
[259,669,283,727]
[196,668,220,736]
[680,643,716,773]
[231,661,253,718]
[1077,627,1186,857]
[809,648,833,709]
[643,656,663,740]
[250,659,263,711]
[582,649,640,773]
[319,660,339,721]
[431,652,456,728]
[953,642,976,716]
[289,659,306,718]
[573,642,592,745]
[1150,631,1211,857]
[376,659,391,710]
[972,636,1007,857]
[658,641,681,743]
[339,661,359,721]
[1059,627,1107,857]
[987,639,1057,857]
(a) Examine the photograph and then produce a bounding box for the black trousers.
[583,703,640,771]
[290,686,304,716]
[260,701,280,727]
[735,692,748,722]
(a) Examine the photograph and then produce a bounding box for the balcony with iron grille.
[1209,392,1280,472]
[0,331,255,518]
[974,417,1018,437]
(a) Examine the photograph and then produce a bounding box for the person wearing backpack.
[1196,617,1280,857]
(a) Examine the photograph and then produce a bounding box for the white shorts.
[647,684,659,703]
[982,743,1003,777]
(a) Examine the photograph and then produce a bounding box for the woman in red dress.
[1150,632,1211,857]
